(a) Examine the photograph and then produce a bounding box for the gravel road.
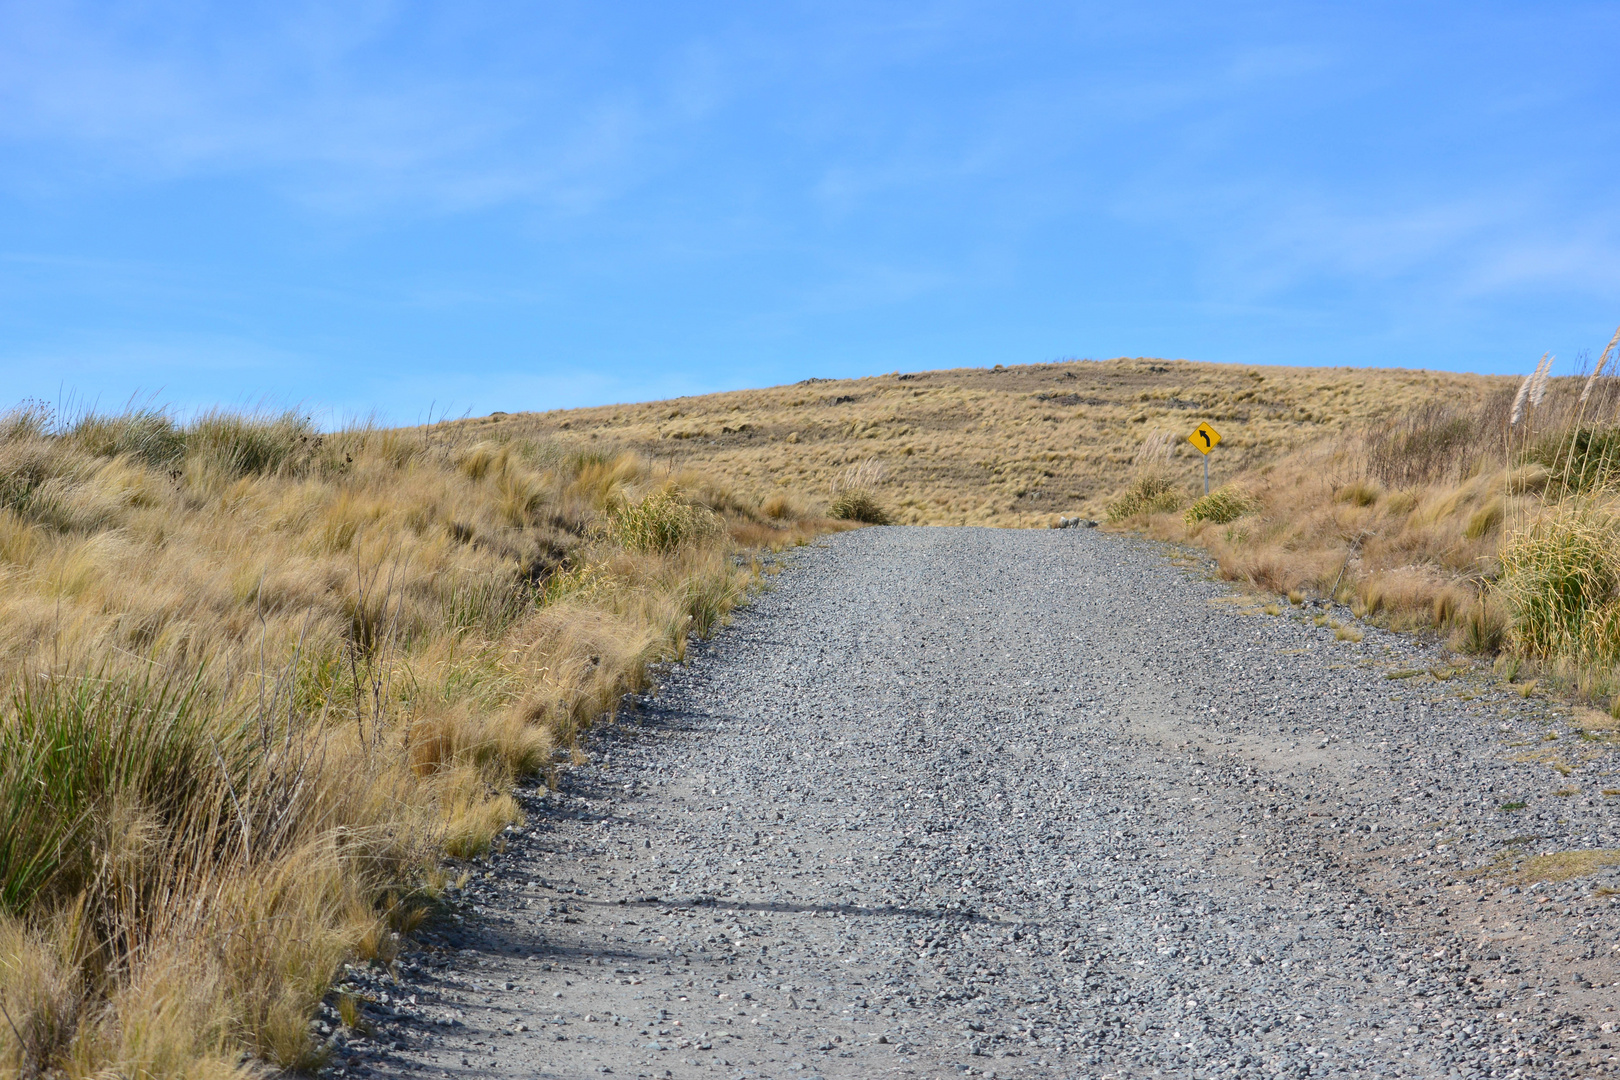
[347,526,1620,1080]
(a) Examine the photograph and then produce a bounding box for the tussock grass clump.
[1459,599,1508,655]
[826,458,893,524]
[1499,509,1620,662]
[1464,499,1505,539]
[0,670,241,916]
[185,409,320,477]
[828,489,892,524]
[67,407,188,467]
[1337,479,1381,507]
[606,489,720,552]
[1107,475,1184,521]
[761,492,797,520]
[62,406,322,477]
[1184,487,1253,525]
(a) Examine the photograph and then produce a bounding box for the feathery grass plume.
[1528,352,1553,408]
[827,458,892,524]
[1578,324,1620,403]
[1509,373,1533,427]
[830,458,887,495]
[1132,429,1177,469]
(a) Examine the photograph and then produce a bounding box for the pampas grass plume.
[1581,324,1620,404]
[1528,352,1553,408]
[1510,373,1533,427]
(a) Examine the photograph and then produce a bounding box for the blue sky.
[2,2,1617,422]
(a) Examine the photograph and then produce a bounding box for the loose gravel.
[348,526,1620,1079]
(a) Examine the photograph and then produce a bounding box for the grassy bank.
[1110,330,1620,711]
[0,404,833,1080]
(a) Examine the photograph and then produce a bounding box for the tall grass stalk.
[1494,324,1620,702]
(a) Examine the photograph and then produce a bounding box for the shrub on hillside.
[1524,426,1620,495]
[1106,476,1184,521]
[1184,487,1254,525]
[828,488,892,525]
[1498,508,1620,662]
[607,489,719,553]
[186,410,319,477]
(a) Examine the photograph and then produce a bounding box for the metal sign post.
[1188,421,1222,494]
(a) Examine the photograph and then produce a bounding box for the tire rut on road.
[345,527,1619,1079]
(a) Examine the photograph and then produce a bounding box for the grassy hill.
[454,357,1509,526]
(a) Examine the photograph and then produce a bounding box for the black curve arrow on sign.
[1199,430,1211,447]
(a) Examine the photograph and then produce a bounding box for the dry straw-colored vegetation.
[1117,327,1620,712]
[463,358,1502,527]
[0,403,833,1080]
[477,343,1620,705]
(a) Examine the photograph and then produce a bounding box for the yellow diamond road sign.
[1190,421,1221,455]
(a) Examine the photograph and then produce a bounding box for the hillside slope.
[456,358,1508,526]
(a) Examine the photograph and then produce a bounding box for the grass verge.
[0,403,837,1079]
[1119,323,1620,714]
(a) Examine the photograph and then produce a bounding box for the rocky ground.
[345,526,1619,1079]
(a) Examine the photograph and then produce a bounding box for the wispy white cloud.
[0,2,713,215]
[1,0,1617,406]
[1134,181,1620,307]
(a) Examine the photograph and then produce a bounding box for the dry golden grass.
[478,344,1620,706]
[453,358,1506,527]
[458,354,1522,666]
[1498,848,1620,886]
[1117,331,1620,720]
[0,405,832,1080]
